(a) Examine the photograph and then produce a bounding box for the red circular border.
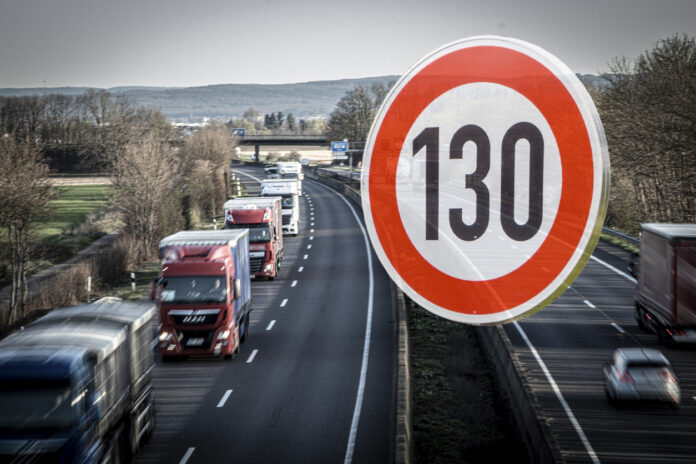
[367,45,594,315]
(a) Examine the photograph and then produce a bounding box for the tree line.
[0,90,237,324]
[226,108,325,136]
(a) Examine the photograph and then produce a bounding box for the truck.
[276,161,303,180]
[224,196,284,280]
[0,299,156,463]
[156,229,252,359]
[634,223,696,345]
[261,179,300,236]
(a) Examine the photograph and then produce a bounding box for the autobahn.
[134,164,396,464]
[504,240,696,463]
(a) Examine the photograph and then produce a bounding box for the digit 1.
[501,122,544,241]
[413,127,439,240]
[449,125,490,241]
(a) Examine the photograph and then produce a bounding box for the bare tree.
[111,134,183,259]
[0,134,54,324]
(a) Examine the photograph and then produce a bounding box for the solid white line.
[514,322,600,464]
[309,180,375,464]
[230,168,262,183]
[590,255,637,283]
[280,299,288,307]
[246,349,258,363]
[303,254,308,260]
[217,389,233,408]
[583,300,596,309]
[179,447,195,464]
[307,244,312,249]
[298,266,304,272]
[266,320,276,331]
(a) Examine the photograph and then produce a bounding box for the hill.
[0,74,608,122]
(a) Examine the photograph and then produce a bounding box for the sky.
[1,0,695,89]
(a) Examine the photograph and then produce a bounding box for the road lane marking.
[280,299,288,307]
[590,255,637,284]
[303,254,308,260]
[291,280,298,287]
[310,236,314,240]
[311,229,315,233]
[583,300,596,309]
[611,323,626,334]
[311,222,315,226]
[217,389,233,408]
[309,180,375,464]
[246,349,258,363]
[230,168,261,183]
[180,447,195,464]
[266,320,276,331]
[513,321,600,464]
[307,244,312,249]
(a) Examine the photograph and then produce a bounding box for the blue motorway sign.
[331,141,348,152]
[232,128,247,137]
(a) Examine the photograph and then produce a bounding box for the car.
[264,165,278,174]
[603,348,680,407]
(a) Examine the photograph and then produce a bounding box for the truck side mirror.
[234,278,242,300]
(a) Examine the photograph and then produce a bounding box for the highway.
[504,240,696,463]
[135,165,396,464]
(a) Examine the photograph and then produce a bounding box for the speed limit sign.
[361,36,609,324]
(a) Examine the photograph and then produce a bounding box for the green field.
[40,184,114,240]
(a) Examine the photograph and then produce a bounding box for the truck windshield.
[227,223,272,243]
[280,173,298,179]
[281,195,295,208]
[0,383,78,430]
[160,276,227,303]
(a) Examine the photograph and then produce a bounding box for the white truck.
[261,179,299,235]
[277,161,304,180]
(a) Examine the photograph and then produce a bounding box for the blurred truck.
[0,299,156,463]
[224,196,284,280]
[261,179,300,235]
[156,229,252,359]
[277,161,303,180]
[635,223,696,345]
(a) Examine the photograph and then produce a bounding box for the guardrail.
[601,227,640,246]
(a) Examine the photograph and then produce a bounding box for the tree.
[598,34,696,231]
[286,113,297,132]
[111,134,183,259]
[0,134,54,324]
[324,82,394,142]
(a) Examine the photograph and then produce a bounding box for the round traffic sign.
[361,36,609,324]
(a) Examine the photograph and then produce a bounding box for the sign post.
[361,36,609,324]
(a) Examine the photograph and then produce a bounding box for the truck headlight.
[217,330,231,340]
[159,331,172,342]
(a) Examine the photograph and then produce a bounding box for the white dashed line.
[180,448,195,464]
[310,236,314,240]
[246,349,258,363]
[280,299,288,307]
[291,280,298,287]
[611,323,626,334]
[303,254,308,260]
[583,300,596,309]
[298,266,304,272]
[217,389,233,408]
[307,244,312,249]
[311,229,315,233]
[266,320,276,331]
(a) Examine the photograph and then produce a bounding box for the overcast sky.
[1,0,695,88]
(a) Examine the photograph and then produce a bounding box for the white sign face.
[361,36,609,324]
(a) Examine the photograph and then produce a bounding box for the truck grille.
[282,215,290,225]
[250,256,265,273]
[171,313,219,325]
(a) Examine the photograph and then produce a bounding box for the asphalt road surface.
[504,241,696,463]
[135,165,396,464]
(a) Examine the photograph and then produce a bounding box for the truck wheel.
[240,314,248,343]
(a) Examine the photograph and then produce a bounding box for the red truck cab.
[224,197,283,280]
[156,230,252,359]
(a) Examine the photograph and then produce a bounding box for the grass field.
[39,184,114,239]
